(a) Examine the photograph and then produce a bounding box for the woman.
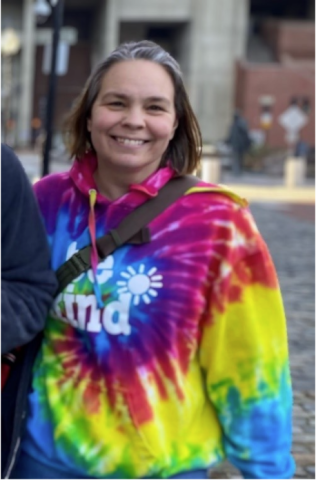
[10,41,294,479]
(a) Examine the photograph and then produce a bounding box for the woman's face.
[87,59,178,176]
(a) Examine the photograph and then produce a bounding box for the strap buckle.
[68,251,90,277]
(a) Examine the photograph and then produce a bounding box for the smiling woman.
[9,41,294,480]
[64,41,202,179]
[86,59,179,198]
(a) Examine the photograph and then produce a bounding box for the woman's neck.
[93,163,157,201]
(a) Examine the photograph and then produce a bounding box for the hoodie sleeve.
[1,144,57,353]
[198,205,295,479]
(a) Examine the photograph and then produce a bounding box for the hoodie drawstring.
[88,189,104,308]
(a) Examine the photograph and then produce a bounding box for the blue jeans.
[10,451,208,479]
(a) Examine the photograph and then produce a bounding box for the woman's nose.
[122,107,145,129]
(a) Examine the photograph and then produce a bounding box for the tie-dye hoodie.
[22,152,294,479]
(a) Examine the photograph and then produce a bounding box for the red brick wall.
[235,61,315,148]
[262,20,315,61]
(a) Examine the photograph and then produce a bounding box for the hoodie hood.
[69,151,248,208]
[69,151,176,207]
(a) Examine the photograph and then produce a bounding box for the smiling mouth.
[112,136,148,146]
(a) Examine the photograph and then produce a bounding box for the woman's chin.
[99,155,160,174]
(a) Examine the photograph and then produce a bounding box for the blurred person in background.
[10,41,294,479]
[294,138,310,159]
[30,117,42,149]
[226,110,252,176]
[1,144,57,477]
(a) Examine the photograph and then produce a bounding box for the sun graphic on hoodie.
[116,264,163,306]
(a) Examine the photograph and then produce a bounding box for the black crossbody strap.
[56,175,199,295]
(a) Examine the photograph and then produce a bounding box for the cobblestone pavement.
[209,202,315,479]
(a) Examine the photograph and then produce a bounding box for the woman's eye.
[148,105,164,111]
[108,101,124,107]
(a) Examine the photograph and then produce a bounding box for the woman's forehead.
[98,60,175,96]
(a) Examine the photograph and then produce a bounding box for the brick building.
[236,18,315,148]
[1,0,314,149]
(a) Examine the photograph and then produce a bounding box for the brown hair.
[64,40,202,174]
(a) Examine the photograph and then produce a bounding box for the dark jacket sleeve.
[1,144,58,353]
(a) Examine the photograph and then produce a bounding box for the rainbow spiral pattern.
[22,159,294,479]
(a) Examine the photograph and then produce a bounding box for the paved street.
[209,202,315,479]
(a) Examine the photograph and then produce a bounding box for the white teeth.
[115,137,145,146]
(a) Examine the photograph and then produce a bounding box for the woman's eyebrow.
[100,92,128,101]
[146,96,171,106]
[100,92,171,105]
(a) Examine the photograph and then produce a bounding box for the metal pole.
[3,55,13,144]
[41,0,64,177]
